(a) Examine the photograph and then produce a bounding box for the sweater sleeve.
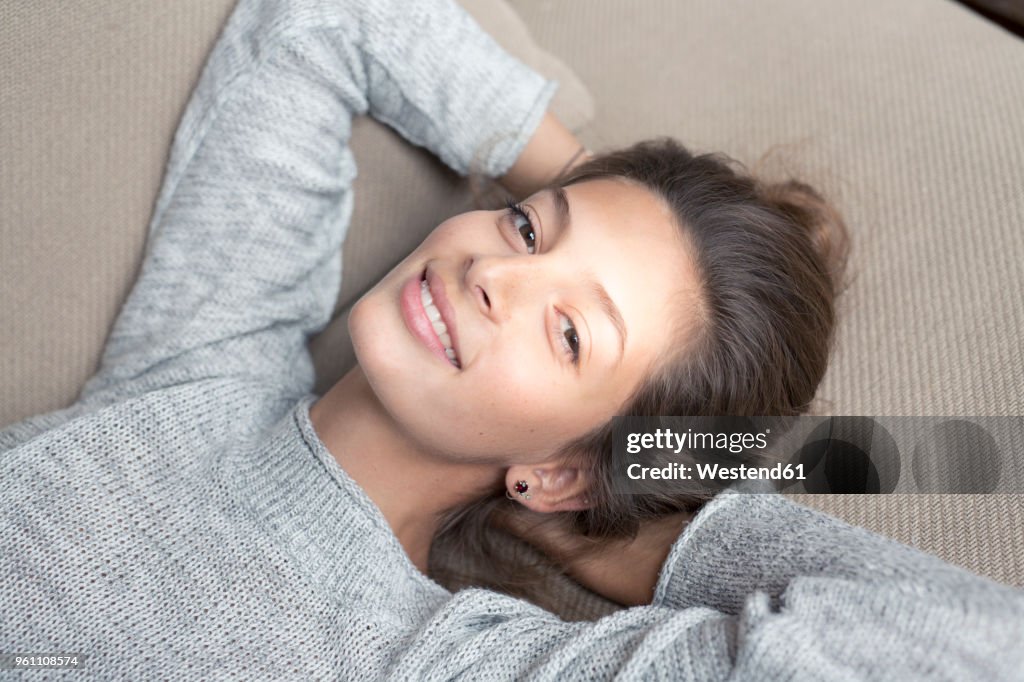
[651,489,1020,613]
[76,0,557,406]
[384,493,1024,680]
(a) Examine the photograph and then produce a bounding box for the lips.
[399,267,461,369]
[423,267,461,363]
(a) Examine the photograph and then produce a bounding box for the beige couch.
[2,0,1023,617]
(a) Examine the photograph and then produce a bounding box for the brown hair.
[429,137,851,610]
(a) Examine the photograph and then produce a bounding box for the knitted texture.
[2,0,1024,678]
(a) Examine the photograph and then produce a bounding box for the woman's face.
[348,177,699,463]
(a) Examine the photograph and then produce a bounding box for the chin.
[347,282,481,454]
[349,289,430,405]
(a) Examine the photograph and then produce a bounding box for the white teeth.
[420,278,458,362]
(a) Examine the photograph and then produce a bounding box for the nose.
[465,253,542,324]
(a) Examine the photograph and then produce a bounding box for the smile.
[399,270,462,369]
[420,279,458,363]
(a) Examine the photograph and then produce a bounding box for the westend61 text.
[627,462,806,481]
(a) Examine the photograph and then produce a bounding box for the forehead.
[538,178,700,378]
[563,177,677,236]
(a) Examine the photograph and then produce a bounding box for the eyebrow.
[543,186,627,366]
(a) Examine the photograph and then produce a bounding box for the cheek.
[426,214,498,254]
[421,217,470,244]
[460,353,584,442]
[345,294,390,376]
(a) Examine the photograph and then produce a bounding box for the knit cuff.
[651,489,752,612]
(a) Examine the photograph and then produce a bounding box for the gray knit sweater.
[2,0,1022,679]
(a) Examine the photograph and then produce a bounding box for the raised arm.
[384,492,1024,680]
[76,0,559,407]
[498,111,592,199]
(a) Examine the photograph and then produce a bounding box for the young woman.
[1,0,1021,678]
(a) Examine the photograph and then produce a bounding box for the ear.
[505,461,592,513]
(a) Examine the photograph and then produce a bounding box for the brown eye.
[556,313,581,365]
[504,199,536,254]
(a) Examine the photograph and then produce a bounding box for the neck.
[309,365,502,574]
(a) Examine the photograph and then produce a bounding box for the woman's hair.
[429,137,851,610]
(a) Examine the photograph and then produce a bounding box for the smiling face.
[347,177,702,464]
